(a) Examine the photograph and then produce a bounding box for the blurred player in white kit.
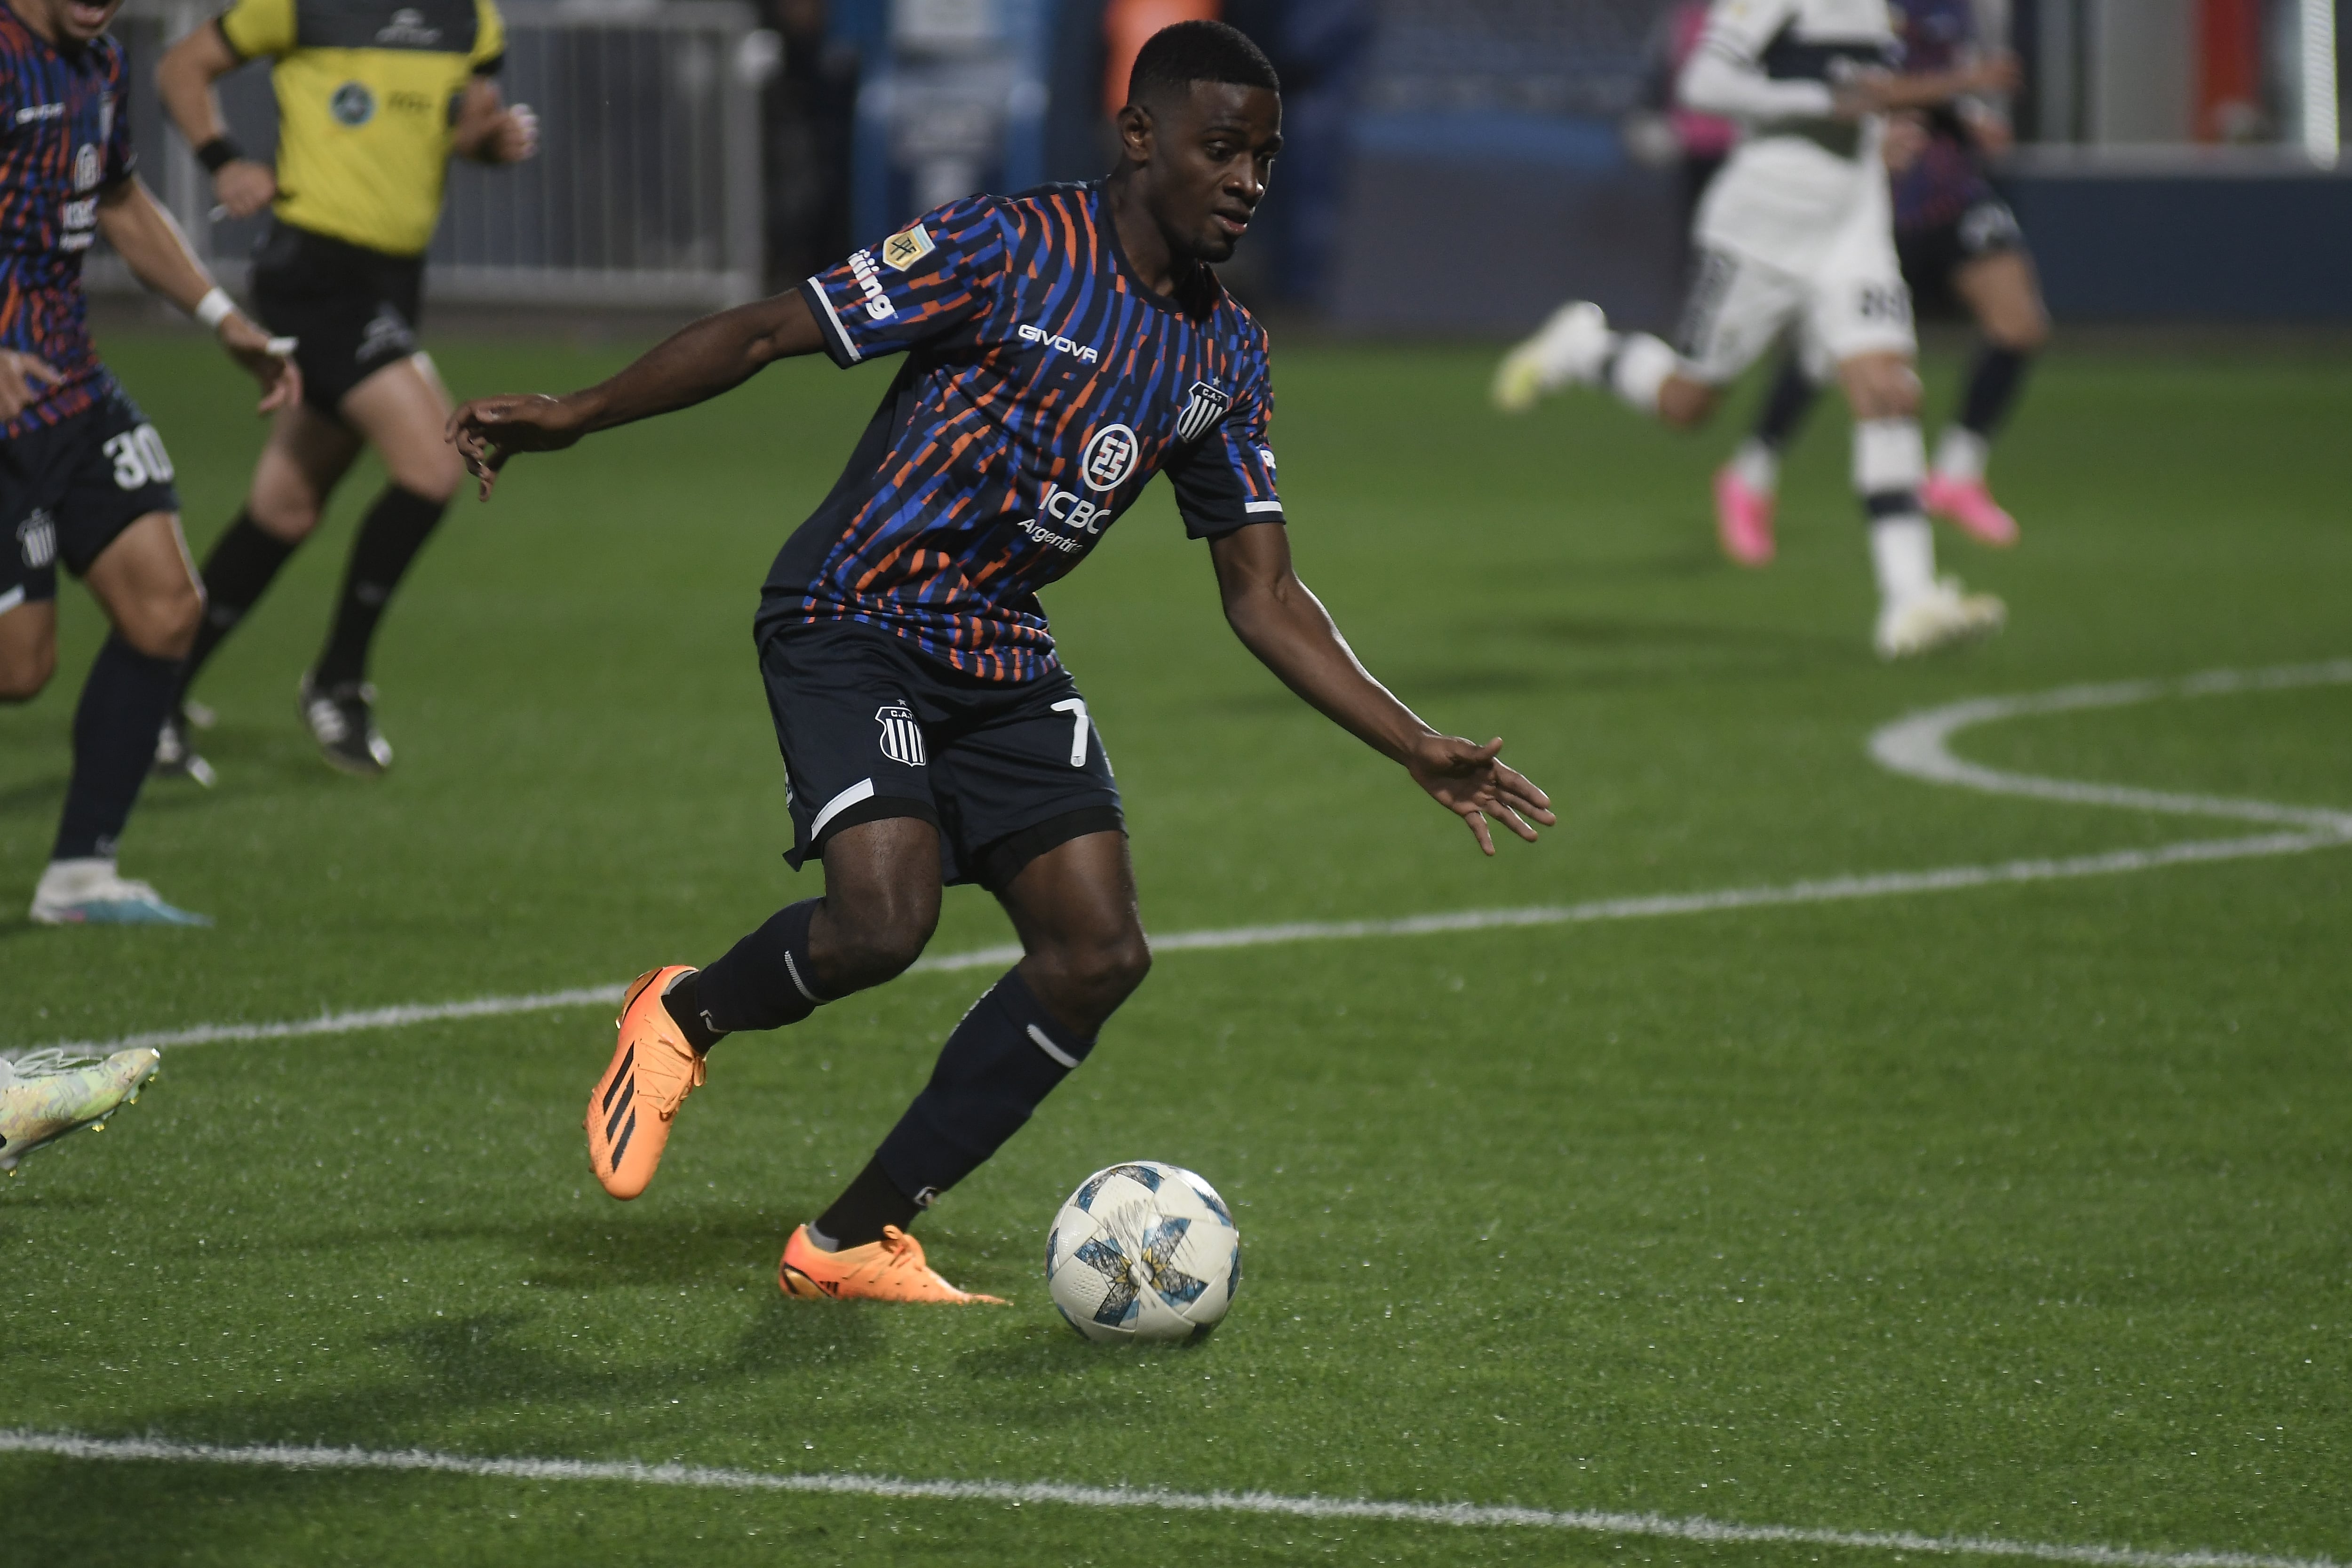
[1494,0,2016,660]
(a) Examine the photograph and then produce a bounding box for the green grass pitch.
[2,326,2346,1567]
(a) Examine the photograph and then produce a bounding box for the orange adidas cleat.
[585,965,706,1200]
[778,1224,1007,1305]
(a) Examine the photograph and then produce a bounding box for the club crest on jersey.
[876,703,927,767]
[880,224,935,271]
[1175,381,1231,443]
[1079,424,1139,492]
[331,82,377,126]
[72,144,100,193]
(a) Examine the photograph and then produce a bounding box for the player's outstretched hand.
[0,349,63,422]
[217,315,301,413]
[1406,734,1556,856]
[447,394,590,499]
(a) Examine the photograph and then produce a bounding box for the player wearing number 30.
[1,0,300,924]
[451,22,1553,1304]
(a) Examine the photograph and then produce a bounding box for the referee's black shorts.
[248,220,428,416]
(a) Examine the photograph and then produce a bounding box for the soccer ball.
[1045,1162,1241,1343]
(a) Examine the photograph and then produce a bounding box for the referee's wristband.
[194,287,238,331]
[195,136,244,173]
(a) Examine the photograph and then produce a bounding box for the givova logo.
[875,703,926,767]
[17,509,57,569]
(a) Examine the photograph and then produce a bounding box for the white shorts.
[1675,220,1915,387]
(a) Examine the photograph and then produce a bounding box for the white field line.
[17,827,2343,1059]
[13,661,2352,1060]
[0,1432,2338,1568]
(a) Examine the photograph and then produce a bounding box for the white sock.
[35,858,115,901]
[1730,438,1779,494]
[1869,517,1938,603]
[1933,426,1989,483]
[1609,333,1680,415]
[1853,417,1935,602]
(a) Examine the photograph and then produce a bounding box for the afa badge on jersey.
[880,224,935,272]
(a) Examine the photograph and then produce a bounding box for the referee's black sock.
[864,967,1094,1222]
[182,511,297,695]
[314,484,446,691]
[53,635,179,862]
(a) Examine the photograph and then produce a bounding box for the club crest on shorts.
[17,509,57,569]
[875,703,927,767]
[1176,381,1231,443]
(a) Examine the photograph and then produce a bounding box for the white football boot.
[0,1048,162,1172]
[30,859,211,926]
[1492,301,1613,413]
[1874,577,2007,660]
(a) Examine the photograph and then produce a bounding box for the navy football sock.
[661,969,727,1054]
[872,967,1093,1207]
[810,1157,922,1250]
[314,485,445,690]
[53,635,179,862]
[1959,344,2034,438]
[694,898,827,1033]
[182,511,295,694]
[1753,353,1821,453]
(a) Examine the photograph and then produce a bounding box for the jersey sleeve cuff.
[1182,504,1284,541]
[212,15,248,61]
[799,276,861,369]
[472,52,506,75]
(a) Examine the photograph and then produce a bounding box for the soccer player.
[154,0,536,779]
[451,22,1554,1304]
[1492,0,2014,660]
[1716,0,2047,556]
[2,0,299,925]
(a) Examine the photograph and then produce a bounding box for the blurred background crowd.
[93,0,2352,332]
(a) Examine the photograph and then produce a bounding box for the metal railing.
[96,0,771,310]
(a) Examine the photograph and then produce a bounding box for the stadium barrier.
[95,0,774,310]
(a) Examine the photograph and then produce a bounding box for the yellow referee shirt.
[217,0,506,257]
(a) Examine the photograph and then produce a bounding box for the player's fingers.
[1493,762,1551,809]
[1462,808,1496,856]
[1490,801,1540,843]
[21,355,62,387]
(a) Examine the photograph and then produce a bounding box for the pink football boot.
[1712,464,1776,567]
[1920,472,2019,547]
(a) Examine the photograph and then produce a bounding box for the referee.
[157,0,535,777]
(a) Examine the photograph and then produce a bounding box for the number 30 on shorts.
[103,424,175,490]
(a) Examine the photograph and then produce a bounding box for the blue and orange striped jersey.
[769,181,1284,683]
[0,8,135,438]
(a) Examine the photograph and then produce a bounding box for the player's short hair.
[1128,20,1281,110]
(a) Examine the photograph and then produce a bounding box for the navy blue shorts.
[760,618,1124,889]
[1,381,181,617]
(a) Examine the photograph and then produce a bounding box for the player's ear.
[1114,102,1155,167]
